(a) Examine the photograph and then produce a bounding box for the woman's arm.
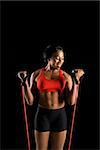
[24,69,41,105]
[66,75,80,105]
[23,79,34,106]
[64,69,84,105]
[18,69,40,105]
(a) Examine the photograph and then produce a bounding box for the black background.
[1,1,99,150]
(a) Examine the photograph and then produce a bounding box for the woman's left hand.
[74,69,85,81]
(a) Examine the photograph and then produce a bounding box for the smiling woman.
[43,45,64,69]
[17,45,85,150]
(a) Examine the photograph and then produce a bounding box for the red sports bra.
[37,68,67,93]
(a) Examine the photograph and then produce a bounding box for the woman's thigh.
[34,130,50,150]
[50,130,67,150]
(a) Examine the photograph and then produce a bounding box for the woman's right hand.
[17,71,28,84]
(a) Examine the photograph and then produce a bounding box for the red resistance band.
[21,85,31,150]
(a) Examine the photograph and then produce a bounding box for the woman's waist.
[38,101,65,110]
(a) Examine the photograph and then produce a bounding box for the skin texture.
[18,50,84,150]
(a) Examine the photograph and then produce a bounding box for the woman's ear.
[47,58,51,62]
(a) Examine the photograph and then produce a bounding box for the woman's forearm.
[68,83,80,105]
[24,80,34,105]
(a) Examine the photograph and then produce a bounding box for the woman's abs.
[38,91,65,109]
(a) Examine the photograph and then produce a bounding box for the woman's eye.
[54,57,59,60]
[54,57,64,61]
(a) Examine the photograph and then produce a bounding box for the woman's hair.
[43,45,65,62]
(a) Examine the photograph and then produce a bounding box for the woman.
[18,45,84,150]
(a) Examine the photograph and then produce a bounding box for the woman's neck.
[45,64,60,72]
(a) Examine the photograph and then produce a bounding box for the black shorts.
[34,106,67,132]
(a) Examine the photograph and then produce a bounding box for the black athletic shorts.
[34,106,67,132]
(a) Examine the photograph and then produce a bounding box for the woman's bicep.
[67,75,73,91]
[30,72,35,89]
[30,69,41,89]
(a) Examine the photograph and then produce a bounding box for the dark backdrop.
[2,1,99,150]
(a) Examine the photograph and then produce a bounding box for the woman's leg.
[50,130,67,150]
[34,130,50,150]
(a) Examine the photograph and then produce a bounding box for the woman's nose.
[58,59,62,63]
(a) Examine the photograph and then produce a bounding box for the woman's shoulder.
[30,68,43,88]
[31,68,43,78]
[34,68,42,74]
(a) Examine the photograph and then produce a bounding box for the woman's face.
[49,50,64,69]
